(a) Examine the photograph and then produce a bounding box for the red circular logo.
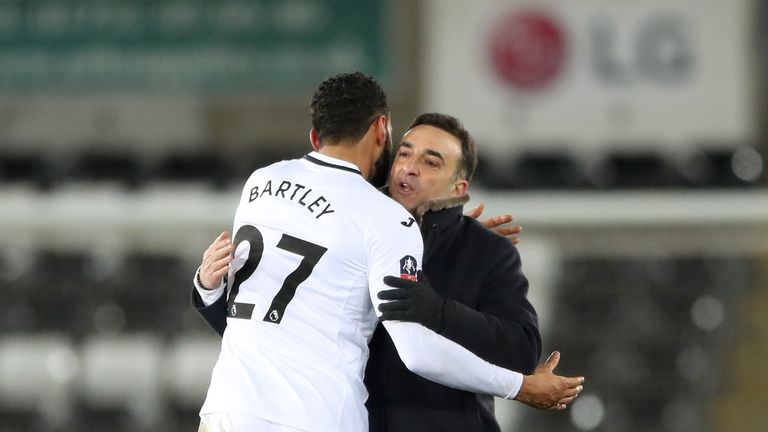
[487,10,566,91]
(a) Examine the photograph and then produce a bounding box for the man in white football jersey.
[194,73,577,432]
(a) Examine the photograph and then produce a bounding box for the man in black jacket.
[193,113,583,431]
[367,113,544,431]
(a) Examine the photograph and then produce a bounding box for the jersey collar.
[303,152,362,176]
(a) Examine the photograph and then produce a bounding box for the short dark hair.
[310,72,389,145]
[409,113,477,181]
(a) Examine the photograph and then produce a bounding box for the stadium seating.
[0,335,77,431]
[78,335,165,430]
[515,256,757,432]
[0,249,756,431]
[1,146,762,192]
[163,336,220,409]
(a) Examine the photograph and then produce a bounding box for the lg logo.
[487,10,567,91]
[592,14,693,85]
[487,10,693,91]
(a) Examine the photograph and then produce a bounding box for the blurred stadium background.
[0,0,766,431]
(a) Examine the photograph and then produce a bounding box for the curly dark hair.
[409,113,477,181]
[310,72,389,145]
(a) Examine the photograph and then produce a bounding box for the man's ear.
[309,128,320,151]
[375,115,388,147]
[453,179,469,197]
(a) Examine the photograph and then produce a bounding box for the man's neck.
[318,141,373,179]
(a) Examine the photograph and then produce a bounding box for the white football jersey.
[200,152,424,431]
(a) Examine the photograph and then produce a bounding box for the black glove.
[378,270,451,332]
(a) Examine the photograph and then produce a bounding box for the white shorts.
[199,412,306,432]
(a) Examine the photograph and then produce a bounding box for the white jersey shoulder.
[201,152,423,432]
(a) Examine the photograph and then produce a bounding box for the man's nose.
[399,159,419,176]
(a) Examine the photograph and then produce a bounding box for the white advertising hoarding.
[422,0,756,157]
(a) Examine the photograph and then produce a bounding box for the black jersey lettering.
[249,179,335,219]
[275,181,291,198]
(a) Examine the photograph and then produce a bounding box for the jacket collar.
[379,186,470,226]
[414,194,470,226]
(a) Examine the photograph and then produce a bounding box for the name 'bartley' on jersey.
[249,179,335,219]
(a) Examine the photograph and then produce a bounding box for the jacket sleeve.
[438,240,542,374]
[190,285,228,337]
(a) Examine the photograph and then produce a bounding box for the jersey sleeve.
[365,203,523,399]
[193,267,226,307]
[365,204,425,319]
[381,321,523,398]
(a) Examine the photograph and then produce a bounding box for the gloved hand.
[378,270,451,332]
